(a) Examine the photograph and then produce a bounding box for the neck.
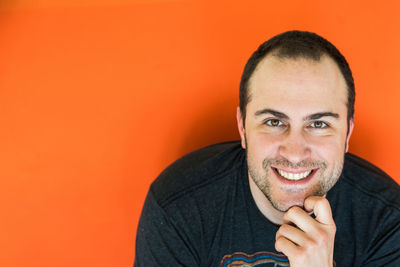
[248,175,285,225]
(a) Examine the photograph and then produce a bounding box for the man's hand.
[275,196,336,267]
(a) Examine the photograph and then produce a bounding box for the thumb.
[304,196,334,225]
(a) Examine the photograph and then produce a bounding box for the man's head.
[236,31,355,214]
[239,30,355,125]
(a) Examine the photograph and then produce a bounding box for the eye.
[266,119,283,127]
[310,121,327,128]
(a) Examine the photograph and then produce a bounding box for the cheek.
[309,135,347,162]
[246,133,281,162]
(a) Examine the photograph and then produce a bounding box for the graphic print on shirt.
[220,251,289,267]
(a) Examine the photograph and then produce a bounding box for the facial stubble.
[245,136,344,212]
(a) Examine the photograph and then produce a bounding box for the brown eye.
[266,119,283,127]
[311,121,327,128]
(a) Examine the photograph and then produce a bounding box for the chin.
[269,194,308,212]
[276,201,304,212]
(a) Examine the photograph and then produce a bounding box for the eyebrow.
[305,112,339,120]
[254,109,340,121]
[254,109,289,119]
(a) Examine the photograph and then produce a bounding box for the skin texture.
[236,55,354,266]
[275,196,336,267]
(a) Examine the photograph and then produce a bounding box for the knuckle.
[285,206,300,218]
[275,236,284,251]
[319,197,329,205]
[275,230,281,240]
[275,236,283,244]
[313,229,326,242]
[331,222,337,233]
[313,229,332,247]
[308,238,319,249]
[279,224,290,233]
[316,197,330,209]
[300,238,318,258]
[294,247,308,263]
[292,206,302,213]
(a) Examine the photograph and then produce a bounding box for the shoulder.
[332,154,400,266]
[149,141,245,208]
[341,153,400,209]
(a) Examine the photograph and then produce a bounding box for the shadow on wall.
[348,119,376,160]
[177,91,240,158]
[0,0,20,11]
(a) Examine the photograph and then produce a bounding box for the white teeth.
[277,169,312,180]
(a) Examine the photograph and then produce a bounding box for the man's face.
[237,55,354,212]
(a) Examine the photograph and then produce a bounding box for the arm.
[134,190,200,267]
[362,208,400,266]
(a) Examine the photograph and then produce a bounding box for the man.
[134,31,400,266]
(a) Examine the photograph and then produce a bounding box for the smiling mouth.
[273,167,315,181]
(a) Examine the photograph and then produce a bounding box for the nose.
[278,128,311,164]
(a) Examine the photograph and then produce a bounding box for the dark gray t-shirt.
[134,141,400,266]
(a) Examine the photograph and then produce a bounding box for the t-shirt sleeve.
[362,208,400,266]
[134,190,200,267]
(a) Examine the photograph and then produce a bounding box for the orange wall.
[1,1,399,266]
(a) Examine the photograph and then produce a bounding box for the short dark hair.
[239,30,355,124]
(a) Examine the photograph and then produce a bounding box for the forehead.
[247,55,348,117]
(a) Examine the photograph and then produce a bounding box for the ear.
[236,107,246,149]
[345,118,354,152]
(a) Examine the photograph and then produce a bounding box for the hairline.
[243,52,352,126]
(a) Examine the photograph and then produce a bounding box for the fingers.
[275,235,298,256]
[276,223,309,247]
[283,206,315,233]
[304,196,334,225]
[275,197,336,266]
[282,197,335,236]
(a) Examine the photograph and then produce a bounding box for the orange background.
[1,0,399,266]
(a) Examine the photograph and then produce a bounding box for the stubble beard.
[246,143,344,212]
